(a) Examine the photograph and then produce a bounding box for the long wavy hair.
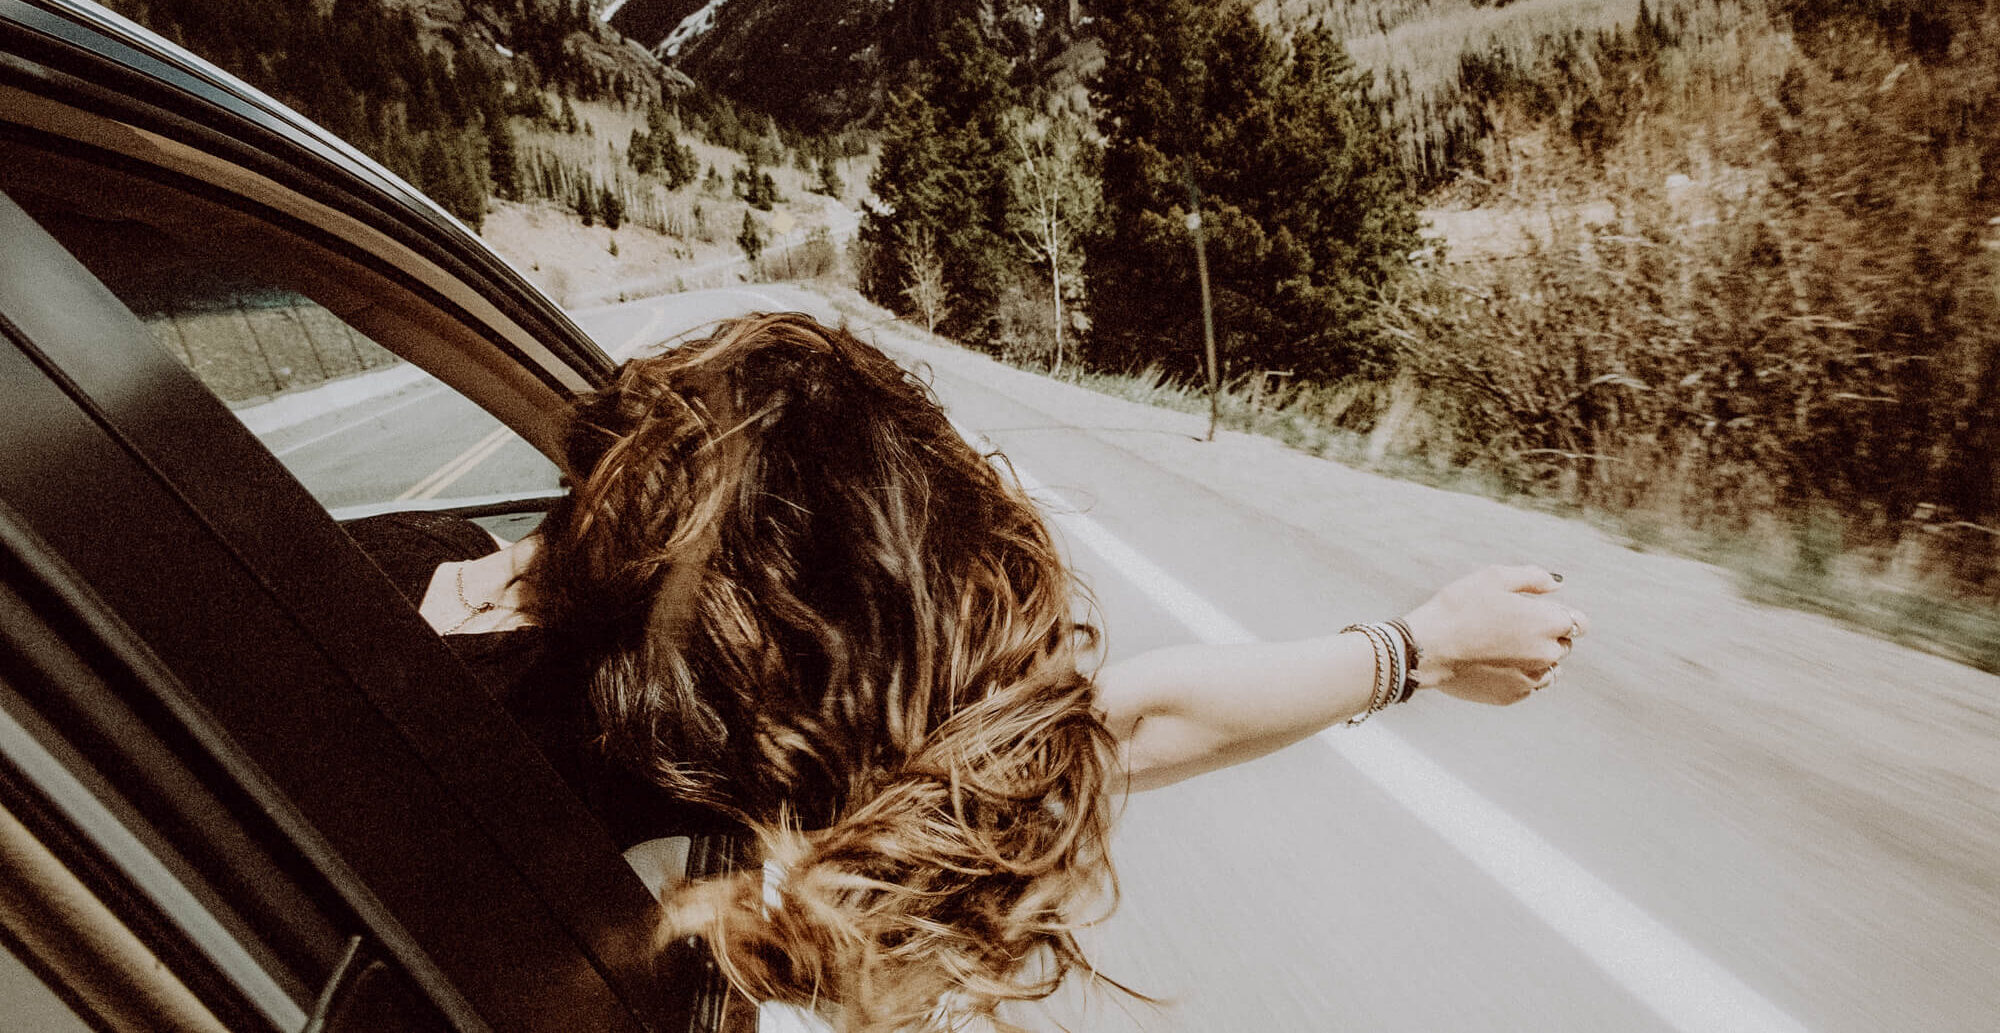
[523,313,1123,1030]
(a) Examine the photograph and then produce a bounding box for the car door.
[0,2,733,1030]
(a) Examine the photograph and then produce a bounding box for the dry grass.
[1042,2,2000,669]
[1255,0,1760,181]
[497,100,872,302]
[1341,0,1653,95]
[1031,350,2000,673]
[1372,3,2000,658]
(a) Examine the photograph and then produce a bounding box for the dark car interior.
[0,22,743,1027]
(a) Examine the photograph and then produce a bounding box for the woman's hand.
[1400,565,1586,705]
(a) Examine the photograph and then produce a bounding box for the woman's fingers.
[1499,638,1565,674]
[1489,565,1562,595]
[1542,602,1588,641]
[1428,662,1539,705]
[1406,568,1589,694]
[1491,664,1541,703]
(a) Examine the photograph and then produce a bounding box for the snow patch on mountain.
[658,0,727,58]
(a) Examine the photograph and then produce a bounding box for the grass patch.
[1740,568,2000,676]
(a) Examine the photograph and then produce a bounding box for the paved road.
[262,284,2000,1033]
[266,286,797,515]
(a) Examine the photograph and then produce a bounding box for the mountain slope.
[613,0,1084,129]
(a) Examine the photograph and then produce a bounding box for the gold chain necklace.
[444,562,497,635]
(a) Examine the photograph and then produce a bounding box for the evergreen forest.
[101,0,857,235]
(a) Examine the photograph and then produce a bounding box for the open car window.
[0,135,563,534]
[0,174,682,1031]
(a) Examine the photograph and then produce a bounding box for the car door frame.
[0,2,716,1028]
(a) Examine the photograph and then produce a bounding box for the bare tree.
[899,226,953,334]
[1007,109,1100,375]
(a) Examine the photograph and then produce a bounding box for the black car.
[0,0,739,1029]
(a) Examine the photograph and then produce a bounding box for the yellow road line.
[393,303,662,505]
[395,426,514,501]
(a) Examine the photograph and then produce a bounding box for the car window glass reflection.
[139,280,562,521]
[0,141,561,524]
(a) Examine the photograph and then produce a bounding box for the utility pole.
[1184,160,1219,442]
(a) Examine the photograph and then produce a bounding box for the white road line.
[1332,727,1812,1033]
[963,424,1813,1033]
[423,428,516,499]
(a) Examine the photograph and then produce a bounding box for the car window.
[130,276,561,526]
[0,938,96,1033]
[0,137,563,527]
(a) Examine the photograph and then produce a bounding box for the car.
[0,0,744,1029]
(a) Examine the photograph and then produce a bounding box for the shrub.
[1384,4,2000,597]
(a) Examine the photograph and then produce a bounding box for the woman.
[350,312,1584,1032]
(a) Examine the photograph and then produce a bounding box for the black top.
[343,511,732,847]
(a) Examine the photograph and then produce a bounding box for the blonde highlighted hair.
[525,313,1123,1030]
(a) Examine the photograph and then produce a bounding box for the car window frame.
[1,0,616,464]
[0,177,696,1031]
[0,15,726,1028]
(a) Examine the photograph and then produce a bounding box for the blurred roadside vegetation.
[867,0,2000,667]
[1363,0,2000,665]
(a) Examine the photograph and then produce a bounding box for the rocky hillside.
[610,0,1087,128]
[603,0,708,56]
[381,0,676,99]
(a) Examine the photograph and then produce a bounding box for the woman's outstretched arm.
[1093,566,1586,792]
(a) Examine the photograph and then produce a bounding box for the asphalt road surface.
[259,284,2000,1033]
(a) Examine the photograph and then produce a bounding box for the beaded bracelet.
[1343,623,1389,726]
[1342,620,1420,725]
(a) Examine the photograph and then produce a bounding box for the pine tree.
[1252,26,1422,375]
[737,210,766,263]
[417,130,486,231]
[1086,0,1284,376]
[662,139,699,190]
[600,184,624,230]
[858,18,1019,340]
[811,157,845,199]
[733,158,780,210]
[1086,2,1419,379]
[486,115,520,200]
[860,82,947,310]
[628,127,657,175]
